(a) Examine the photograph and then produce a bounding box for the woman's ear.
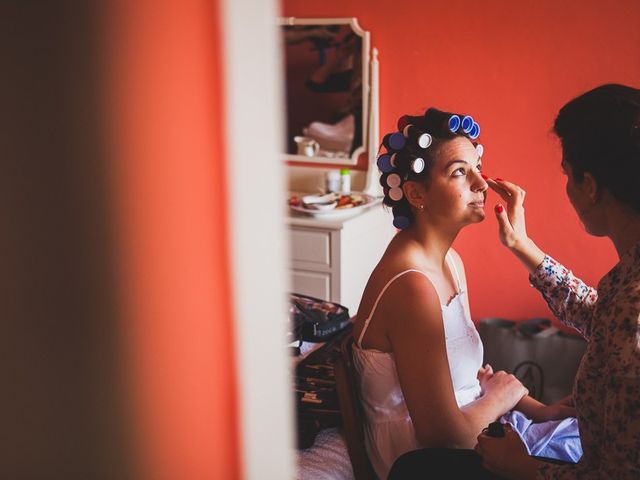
[402,181,425,210]
[582,172,600,203]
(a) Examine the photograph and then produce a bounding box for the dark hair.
[553,83,640,212]
[378,107,482,229]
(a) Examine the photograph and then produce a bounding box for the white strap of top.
[356,252,463,348]
[356,269,427,348]
[447,251,463,292]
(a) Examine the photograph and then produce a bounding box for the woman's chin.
[470,210,487,223]
[457,212,485,228]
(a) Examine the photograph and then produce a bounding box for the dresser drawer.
[290,270,331,301]
[289,229,331,266]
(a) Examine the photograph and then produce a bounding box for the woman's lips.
[468,201,485,208]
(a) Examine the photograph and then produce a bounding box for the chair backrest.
[334,334,377,480]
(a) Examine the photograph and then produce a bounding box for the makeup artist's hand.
[476,424,540,480]
[486,177,545,273]
[486,178,530,250]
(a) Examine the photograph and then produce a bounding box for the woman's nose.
[472,171,489,192]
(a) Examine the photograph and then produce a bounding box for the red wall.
[107,1,240,478]
[282,0,640,324]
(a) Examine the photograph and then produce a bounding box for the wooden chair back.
[334,334,377,480]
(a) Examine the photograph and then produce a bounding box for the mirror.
[280,17,378,168]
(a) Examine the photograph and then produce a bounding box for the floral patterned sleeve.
[528,255,598,340]
[534,246,640,479]
[536,304,640,479]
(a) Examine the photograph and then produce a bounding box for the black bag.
[288,293,351,343]
[478,317,587,404]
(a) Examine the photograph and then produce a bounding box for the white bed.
[297,427,354,480]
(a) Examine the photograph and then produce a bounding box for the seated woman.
[352,108,578,479]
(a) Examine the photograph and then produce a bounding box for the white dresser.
[288,202,396,315]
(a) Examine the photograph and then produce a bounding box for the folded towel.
[500,410,583,463]
[303,114,355,152]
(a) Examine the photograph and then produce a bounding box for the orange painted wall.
[106,1,239,479]
[283,0,640,324]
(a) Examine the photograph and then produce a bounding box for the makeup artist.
[476,83,640,479]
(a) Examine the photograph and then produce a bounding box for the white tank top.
[352,253,483,479]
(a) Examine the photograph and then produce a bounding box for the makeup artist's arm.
[514,395,576,422]
[387,274,528,449]
[487,177,598,338]
[485,178,545,272]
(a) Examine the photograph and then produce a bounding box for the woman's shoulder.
[361,266,444,340]
[368,261,443,315]
[359,256,441,312]
[354,254,445,350]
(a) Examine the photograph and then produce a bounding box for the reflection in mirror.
[281,18,371,166]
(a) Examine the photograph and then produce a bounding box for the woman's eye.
[452,167,466,177]
[476,164,483,172]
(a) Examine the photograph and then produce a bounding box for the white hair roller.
[411,157,425,173]
[418,133,432,149]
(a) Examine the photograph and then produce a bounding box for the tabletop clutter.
[288,293,353,449]
[288,192,367,212]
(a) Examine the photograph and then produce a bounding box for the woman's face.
[421,137,488,225]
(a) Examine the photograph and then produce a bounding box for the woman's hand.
[482,370,529,412]
[477,364,494,395]
[476,424,540,480]
[486,177,546,273]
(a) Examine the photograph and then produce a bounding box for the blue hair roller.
[469,122,480,139]
[387,132,406,150]
[461,115,474,133]
[448,115,461,132]
[377,154,393,173]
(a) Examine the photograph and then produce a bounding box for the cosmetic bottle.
[326,170,340,193]
[339,169,351,194]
